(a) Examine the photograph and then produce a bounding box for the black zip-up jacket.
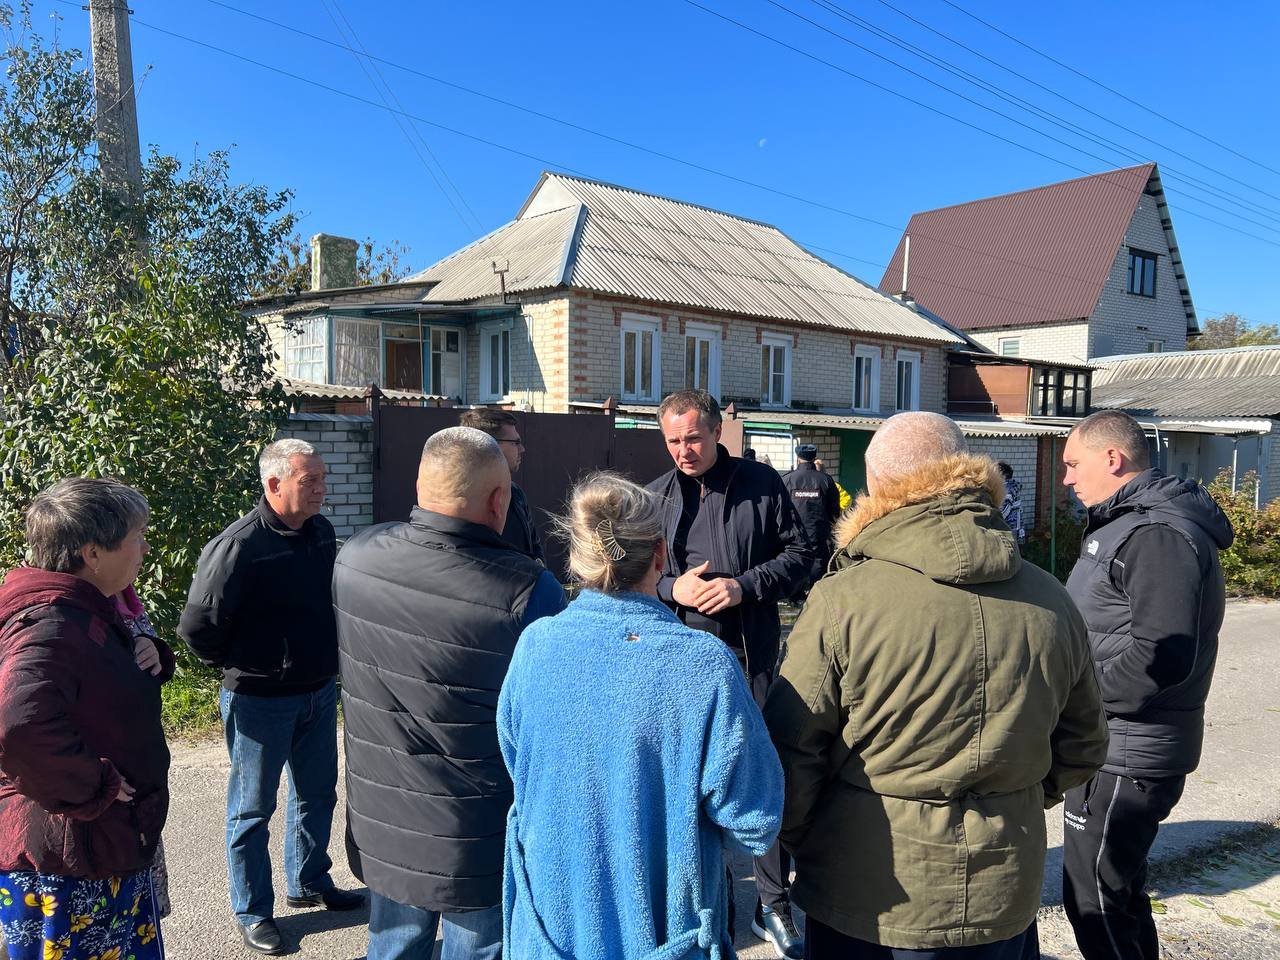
[179,498,338,696]
[782,461,841,575]
[1066,470,1233,779]
[648,445,814,679]
[502,483,545,564]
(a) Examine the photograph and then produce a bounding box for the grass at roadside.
[162,666,222,740]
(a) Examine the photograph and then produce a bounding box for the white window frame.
[479,321,512,402]
[1146,339,1164,353]
[683,321,721,398]
[429,326,464,399]
[895,349,921,411]
[999,337,1021,358]
[852,344,881,413]
[760,333,792,407]
[620,314,662,403]
[285,316,328,383]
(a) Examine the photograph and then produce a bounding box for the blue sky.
[33,0,1280,323]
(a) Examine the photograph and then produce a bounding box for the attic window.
[1127,249,1157,298]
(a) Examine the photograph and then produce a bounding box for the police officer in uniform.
[782,444,841,596]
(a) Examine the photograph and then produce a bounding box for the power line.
[807,0,1280,219]
[867,0,1280,207]
[110,0,1280,312]
[189,0,1280,257]
[936,0,1280,179]
[317,0,480,235]
[681,0,1280,247]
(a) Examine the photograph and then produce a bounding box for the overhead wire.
[68,0,1274,314]
[803,0,1280,219]
[317,0,481,235]
[935,0,1280,179]
[867,0,1280,203]
[680,0,1280,248]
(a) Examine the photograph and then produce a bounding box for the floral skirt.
[0,867,163,960]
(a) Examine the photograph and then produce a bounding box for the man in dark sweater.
[1061,410,1233,960]
[459,408,544,564]
[647,390,814,959]
[180,439,362,955]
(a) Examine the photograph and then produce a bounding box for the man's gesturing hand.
[690,577,743,615]
[672,560,744,615]
[672,561,712,608]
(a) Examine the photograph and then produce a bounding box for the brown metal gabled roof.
[879,164,1185,333]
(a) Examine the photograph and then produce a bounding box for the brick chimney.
[310,233,359,291]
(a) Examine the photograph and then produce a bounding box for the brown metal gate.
[371,398,675,579]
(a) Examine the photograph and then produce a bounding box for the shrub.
[1208,471,1280,598]
[1023,512,1086,582]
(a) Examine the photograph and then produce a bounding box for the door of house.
[385,339,423,391]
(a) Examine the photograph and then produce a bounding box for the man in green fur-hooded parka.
[764,412,1108,959]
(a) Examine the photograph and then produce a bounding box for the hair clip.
[595,518,627,561]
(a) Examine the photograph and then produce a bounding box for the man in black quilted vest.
[1061,410,1233,960]
[333,427,566,960]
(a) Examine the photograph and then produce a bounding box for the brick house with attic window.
[879,163,1198,364]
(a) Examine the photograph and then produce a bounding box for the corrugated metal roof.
[878,164,1196,334]
[281,379,448,402]
[409,173,963,345]
[1092,346,1280,417]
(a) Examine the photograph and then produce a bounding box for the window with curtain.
[853,344,880,412]
[895,350,920,411]
[285,316,327,383]
[430,328,462,398]
[481,325,511,400]
[683,322,720,396]
[332,319,379,386]
[760,334,791,406]
[621,316,661,402]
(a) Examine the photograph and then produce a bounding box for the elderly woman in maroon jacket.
[0,478,174,960]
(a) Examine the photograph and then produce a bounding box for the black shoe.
[286,887,365,911]
[239,919,285,955]
[751,902,804,960]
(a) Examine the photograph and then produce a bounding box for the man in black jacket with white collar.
[181,439,363,955]
[1061,410,1233,960]
[647,389,814,959]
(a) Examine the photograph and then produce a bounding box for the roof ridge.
[539,170,783,233]
[907,162,1154,220]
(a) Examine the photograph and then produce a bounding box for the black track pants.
[1062,770,1185,960]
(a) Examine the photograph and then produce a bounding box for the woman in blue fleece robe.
[498,472,784,960]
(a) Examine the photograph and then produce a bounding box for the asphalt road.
[159,601,1280,959]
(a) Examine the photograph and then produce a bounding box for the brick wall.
[1089,195,1189,358]
[965,436,1039,531]
[565,291,949,414]
[275,413,374,541]
[464,293,569,411]
[969,322,1090,365]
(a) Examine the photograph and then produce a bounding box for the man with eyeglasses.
[459,409,544,564]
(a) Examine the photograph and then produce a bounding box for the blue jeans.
[220,682,338,925]
[367,894,502,960]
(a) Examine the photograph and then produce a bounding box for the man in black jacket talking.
[647,389,814,959]
[180,439,363,955]
[1061,410,1233,960]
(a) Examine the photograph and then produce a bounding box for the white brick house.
[879,163,1197,365]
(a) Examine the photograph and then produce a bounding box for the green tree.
[0,6,295,731]
[1189,313,1280,350]
[258,232,415,296]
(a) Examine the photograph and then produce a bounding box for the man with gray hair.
[1060,410,1233,960]
[765,412,1108,958]
[181,438,362,955]
[333,426,565,959]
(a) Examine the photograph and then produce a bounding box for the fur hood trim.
[834,454,1006,549]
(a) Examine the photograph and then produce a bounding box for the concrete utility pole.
[88,0,145,230]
